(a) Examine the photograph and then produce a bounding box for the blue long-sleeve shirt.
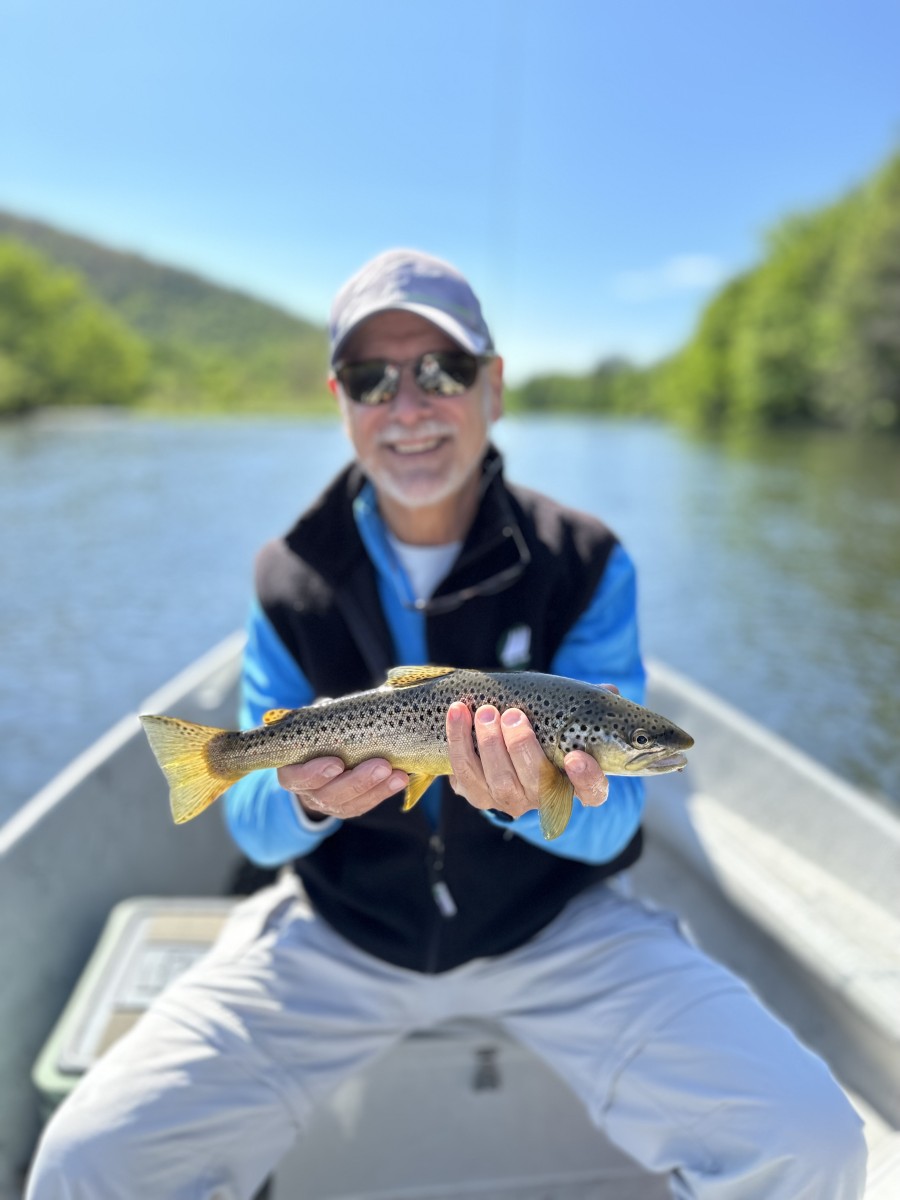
[225,489,646,867]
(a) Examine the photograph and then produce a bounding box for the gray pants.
[27,875,867,1199]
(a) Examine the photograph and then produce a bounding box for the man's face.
[331,311,503,531]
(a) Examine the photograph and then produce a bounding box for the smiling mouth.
[386,437,447,456]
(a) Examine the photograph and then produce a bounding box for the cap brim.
[331,302,491,366]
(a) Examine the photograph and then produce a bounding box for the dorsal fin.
[262,708,292,726]
[385,665,456,689]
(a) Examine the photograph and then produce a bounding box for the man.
[28,250,866,1198]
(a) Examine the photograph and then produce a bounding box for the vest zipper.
[425,824,457,972]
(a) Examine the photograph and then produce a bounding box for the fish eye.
[631,728,651,748]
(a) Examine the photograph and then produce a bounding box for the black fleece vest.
[255,452,643,972]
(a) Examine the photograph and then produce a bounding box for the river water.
[1,411,898,823]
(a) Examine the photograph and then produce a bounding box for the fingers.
[278,757,345,793]
[474,707,531,810]
[446,703,544,819]
[496,709,549,800]
[563,750,609,806]
[446,703,487,803]
[278,757,408,820]
[446,702,611,820]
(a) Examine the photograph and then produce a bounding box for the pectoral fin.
[402,772,437,812]
[538,758,575,841]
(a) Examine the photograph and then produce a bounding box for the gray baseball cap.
[329,248,494,366]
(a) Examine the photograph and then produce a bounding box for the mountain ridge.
[0,209,327,353]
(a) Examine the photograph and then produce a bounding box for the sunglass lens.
[338,361,397,405]
[416,352,480,396]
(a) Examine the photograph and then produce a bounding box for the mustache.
[377,422,455,446]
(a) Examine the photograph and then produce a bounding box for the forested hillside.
[0,239,148,413]
[0,213,329,415]
[3,147,899,428]
[514,150,900,431]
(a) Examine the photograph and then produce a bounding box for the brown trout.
[140,665,693,840]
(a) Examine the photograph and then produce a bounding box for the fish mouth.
[625,750,689,773]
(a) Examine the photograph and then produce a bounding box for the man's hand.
[445,700,612,820]
[278,758,409,821]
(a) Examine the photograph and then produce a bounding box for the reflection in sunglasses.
[336,351,493,406]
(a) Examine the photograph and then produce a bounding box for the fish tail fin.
[139,714,241,824]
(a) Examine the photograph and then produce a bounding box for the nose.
[390,366,434,420]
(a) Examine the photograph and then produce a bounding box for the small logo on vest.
[497,624,532,669]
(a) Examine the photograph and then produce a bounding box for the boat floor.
[9,641,899,1198]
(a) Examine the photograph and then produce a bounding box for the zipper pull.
[431,880,458,917]
[429,835,458,918]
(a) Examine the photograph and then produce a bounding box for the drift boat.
[1,634,898,1198]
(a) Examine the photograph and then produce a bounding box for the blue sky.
[2,0,898,382]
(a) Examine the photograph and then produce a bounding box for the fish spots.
[241,669,685,780]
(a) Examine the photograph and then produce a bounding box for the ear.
[327,375,339,398]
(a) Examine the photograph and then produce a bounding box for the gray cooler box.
[33,896,236,1122]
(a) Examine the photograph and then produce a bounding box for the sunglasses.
[334,350,492,407]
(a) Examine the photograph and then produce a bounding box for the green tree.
[642,147,900,432]
[0,239,149,414]
[511,357,648,415]
[651,274,752,424]
[814,152,900,430]
[728,204,849,425]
